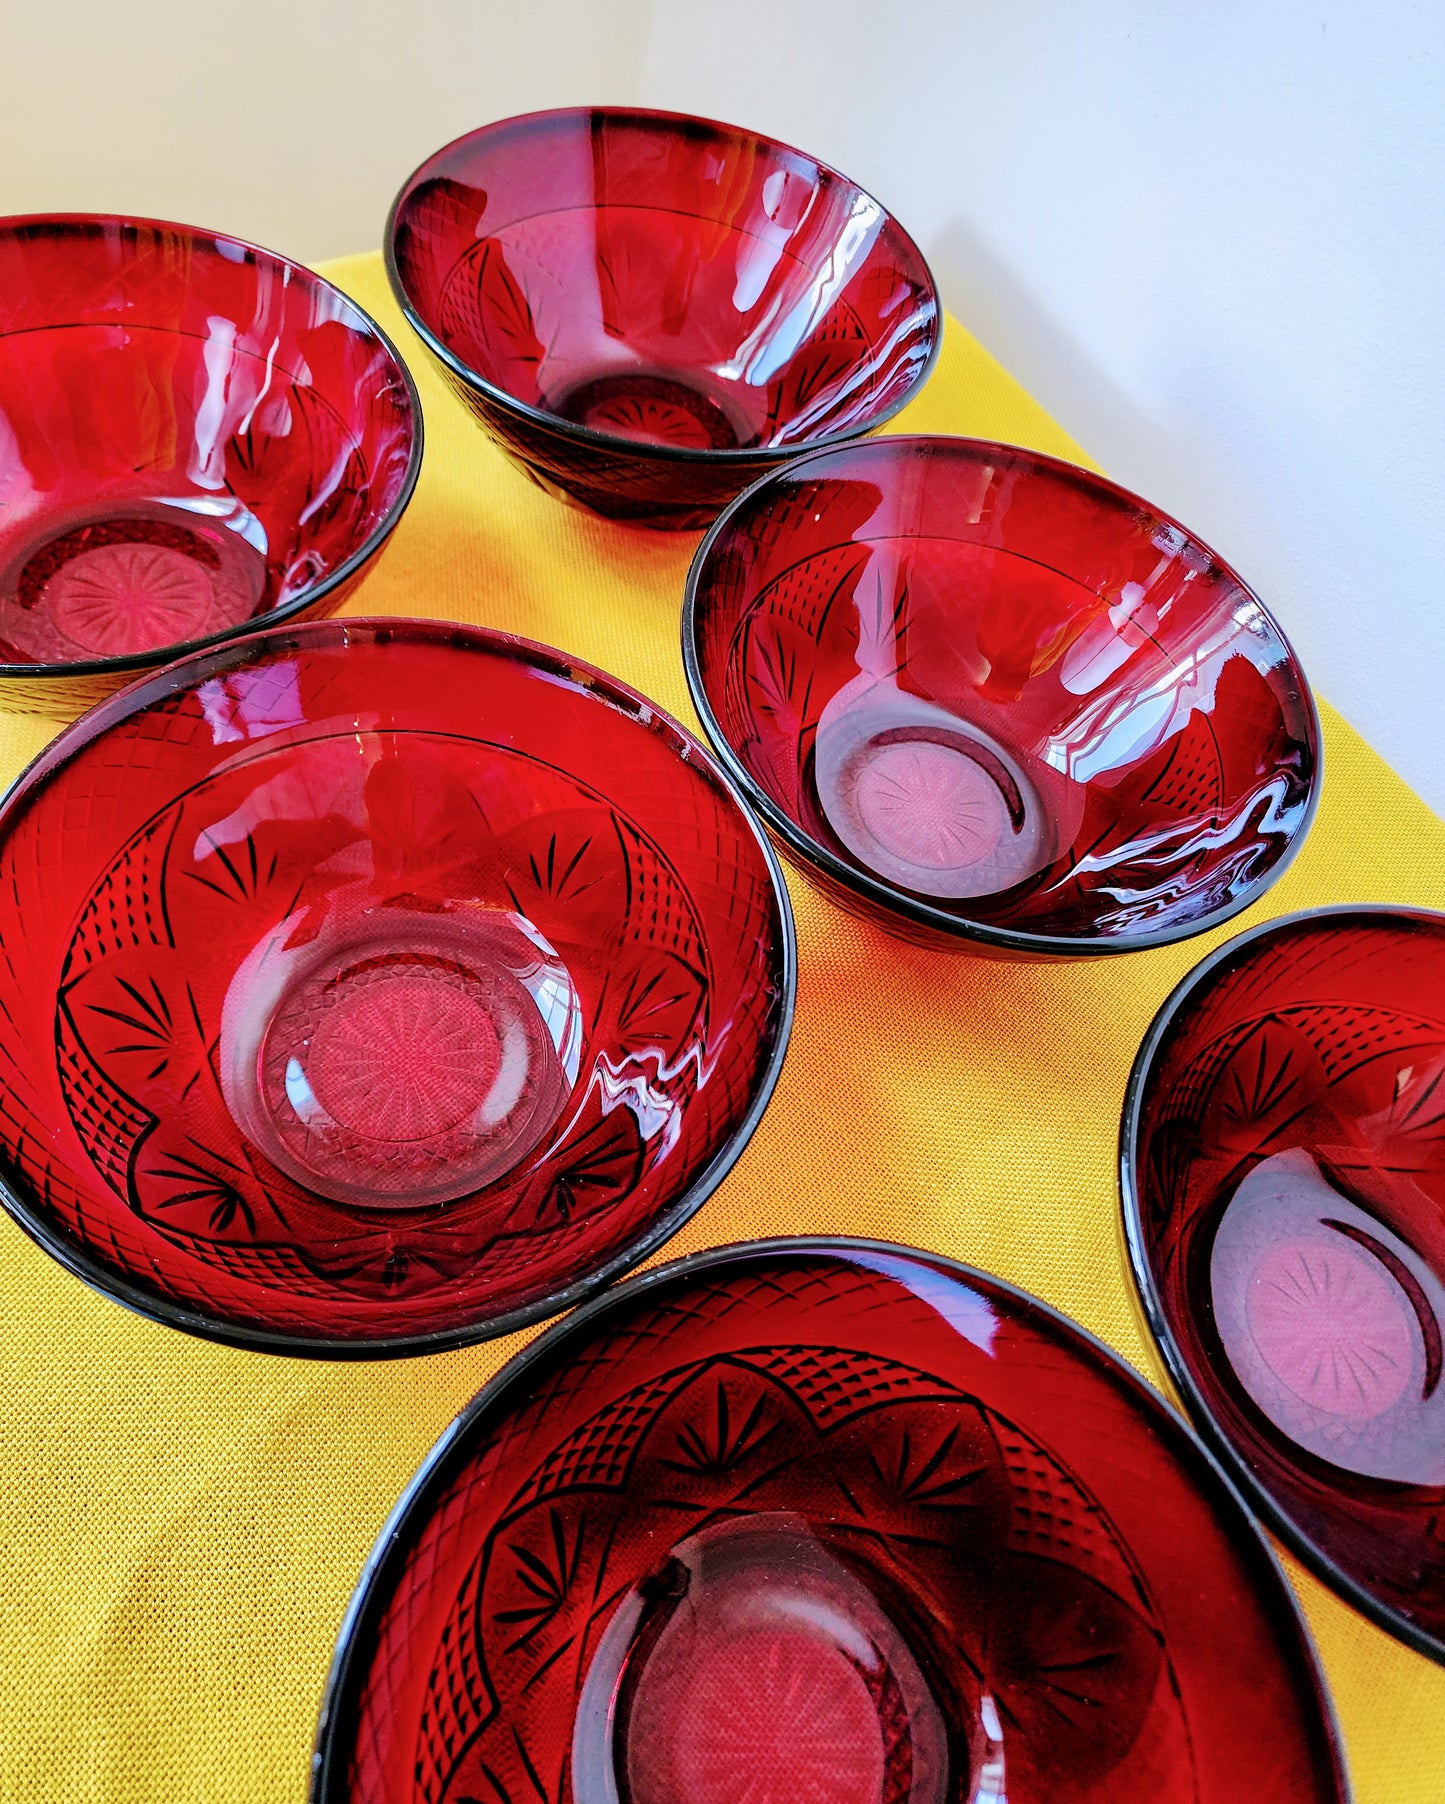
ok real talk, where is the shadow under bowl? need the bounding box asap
[1122,904,1445,1662]
[0,214,422,718]
[683,434,1321,955]
[385,106,940,530]
[0,619,794,1355]
[311,1239,1346,1804]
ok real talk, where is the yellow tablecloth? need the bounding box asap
[0,251,1441,1803]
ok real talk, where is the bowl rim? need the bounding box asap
[383,104,943,465]
[0,615,798,1359]
[1119,899,1445,1666]
[681,431,1325,956]
[307,1233,1351,1804]
[0,211,426,682]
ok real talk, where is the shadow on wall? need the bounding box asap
[928,215,1246,548]
[930,219,1136,467]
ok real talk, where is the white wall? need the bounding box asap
[2,1,1441,811]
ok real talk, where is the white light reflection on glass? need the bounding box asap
[198,660,306,746]
[190,315,241,491]
[849,1248,998,1359]
[1046,595,1283,785]
[720,194,884,388]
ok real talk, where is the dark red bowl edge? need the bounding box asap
[680,432,1326,957]
[381,104,944,467]
[0,615,798,1360]
[306,1234,1352,1804]
[0,210,426,683]
[1118,900,1445,1668]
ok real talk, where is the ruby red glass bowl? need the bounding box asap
[0,620,794,1355]
[1123,905,1445,1662]
[0,215,422,716]
[312,1239,1346,1804]
[385,107,940,530]
[684,435,1322,954]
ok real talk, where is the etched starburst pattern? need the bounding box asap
[46,542,218,657]
[307,969,504,1142]
[665,1628,886,1804]
[852,741,1007,872]
[1247,1237,1415,1421]
[580,391,725,450]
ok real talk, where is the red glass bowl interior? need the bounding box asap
[386,108,938,465]
[313,1242,1346,1804]
[684,436,1320,951]
[1124,907,1445,1661]
[0,216,420,672]
[0,620,792,1353]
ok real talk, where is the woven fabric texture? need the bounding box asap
[0,250,1440,1802]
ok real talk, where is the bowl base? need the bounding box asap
[546,369,750,452]
[0,497,269,664]
[575,1517,957,1804]
[221,906,579,1209]
[1209,1147,1445,1484]
[815,689,1053,901]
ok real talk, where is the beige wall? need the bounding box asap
[0,0,649,261]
